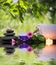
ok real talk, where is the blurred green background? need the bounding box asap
[0,0,56,65]
[0,0,56,36]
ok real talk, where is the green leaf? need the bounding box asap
[4,3,10,6]
[37,35,46,41]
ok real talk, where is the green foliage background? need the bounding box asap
[0,0,56,65]
[0,48,56,65]
[0,0,56,36]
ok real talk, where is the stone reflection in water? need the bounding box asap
[37,45,56,60]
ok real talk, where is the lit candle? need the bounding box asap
[46,38,53,46]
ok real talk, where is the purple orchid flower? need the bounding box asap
[27,46,33,52]
[19,43,29,48]
[27,31,33,38]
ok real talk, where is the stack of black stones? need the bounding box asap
[1,29,18,54]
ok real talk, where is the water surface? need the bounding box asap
[37,45,56,60]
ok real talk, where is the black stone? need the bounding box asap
[4,29,15,36]
[4,46,15,55]
[6,29,14,33]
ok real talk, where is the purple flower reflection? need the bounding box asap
[19,43,29,48]
[18,32,29,41]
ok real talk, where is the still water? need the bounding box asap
[37,45,56,60]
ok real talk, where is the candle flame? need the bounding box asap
[46,38,53,46]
